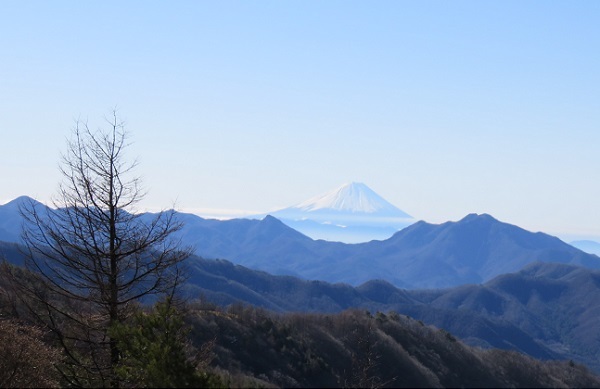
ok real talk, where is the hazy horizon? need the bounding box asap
[2,1,600,242]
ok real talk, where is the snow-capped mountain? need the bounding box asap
[293,182,411,215]
[253,182,415,243]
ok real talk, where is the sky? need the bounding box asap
[1,1,600,241]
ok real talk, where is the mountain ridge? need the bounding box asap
[2,196,599,289]
[4,247,598,387]
[182,256,600,372]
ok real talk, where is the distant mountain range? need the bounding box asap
[249,182,415,242]
[2,195,599,289]
[177,210,600,289]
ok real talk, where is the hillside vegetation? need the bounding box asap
[187,303,600,388]
[173,253,600,372]
[1,261,599,388]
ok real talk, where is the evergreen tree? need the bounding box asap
[111,298,222,388]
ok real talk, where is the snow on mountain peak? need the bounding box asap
[248,182,415,242]
[293,182,411,217]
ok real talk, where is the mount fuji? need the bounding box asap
[252,182,415,243]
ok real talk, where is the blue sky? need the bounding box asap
[2,1,600,240]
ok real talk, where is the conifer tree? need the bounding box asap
[110,298,221,388]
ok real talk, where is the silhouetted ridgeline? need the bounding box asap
[3,198,599,289]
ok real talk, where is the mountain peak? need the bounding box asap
[2,195,42,211]
[460,213,497,223]
[248,183,415,242]
[293,182,411,217]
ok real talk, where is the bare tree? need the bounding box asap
[16,112,189,387]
